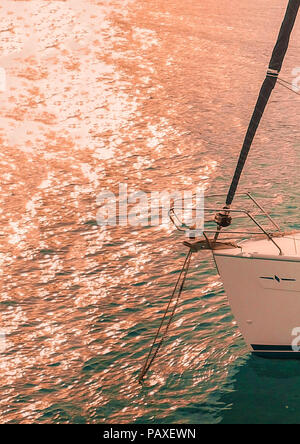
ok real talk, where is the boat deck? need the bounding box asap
[214,232,300,260]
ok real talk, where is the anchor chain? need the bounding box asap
[138,247,193,383]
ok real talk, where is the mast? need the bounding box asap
[216,0,300,230]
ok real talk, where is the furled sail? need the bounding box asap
[225,0,300,207]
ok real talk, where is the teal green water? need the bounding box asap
[1,0,300,424]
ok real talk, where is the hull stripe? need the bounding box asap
[251,345,300,359]
[251,344,295,351]
[252,351,300,359]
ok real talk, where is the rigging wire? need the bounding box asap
[198,78,300,151]
[277,77,300,96]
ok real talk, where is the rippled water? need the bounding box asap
[1,0,300,424]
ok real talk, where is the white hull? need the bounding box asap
[214,233,300,358]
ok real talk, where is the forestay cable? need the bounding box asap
[225,0,300,208]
